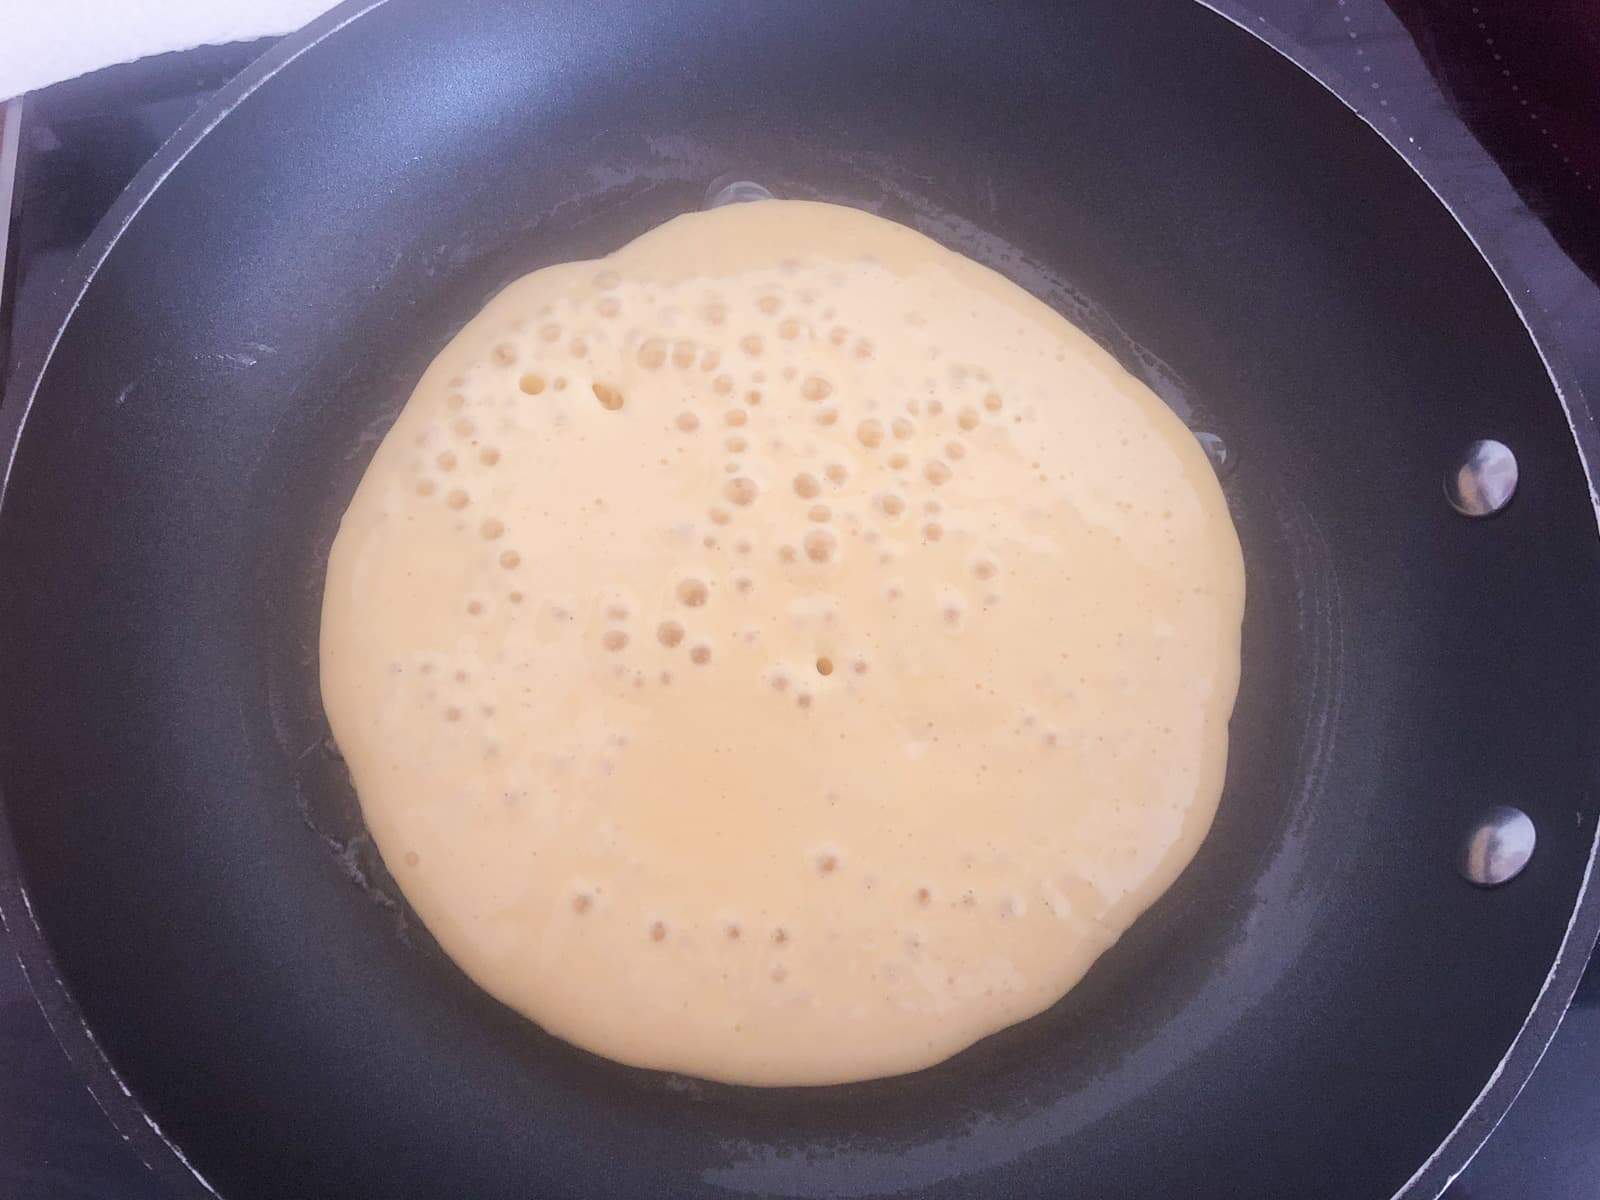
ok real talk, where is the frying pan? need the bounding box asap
[2,2,1598,1197]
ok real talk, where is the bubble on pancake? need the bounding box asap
[801,376,833,402]
[802,530,837,564]
[724,477,759,506]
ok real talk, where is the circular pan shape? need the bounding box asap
[0,2,1597,1198]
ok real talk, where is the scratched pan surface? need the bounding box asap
[1,2,1599,1198]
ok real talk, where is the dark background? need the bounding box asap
[2,1,1596,1196]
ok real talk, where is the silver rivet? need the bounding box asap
[1194,431,1235,479]
[1459,805,1536,886]
[704,178,775,209]
[1446,439,1517,517]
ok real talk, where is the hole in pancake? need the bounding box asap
[724,477,759,506]
[803,530,837,563]
[801,376,833,402]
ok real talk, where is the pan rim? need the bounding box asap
[1184,13,1600,1198]
[0,1,1596,1197]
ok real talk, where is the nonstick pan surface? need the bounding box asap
[2,2,1598,1198]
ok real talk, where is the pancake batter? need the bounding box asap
[320,199,1245,1085]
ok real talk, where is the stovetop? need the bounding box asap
[1,3,1597,1197]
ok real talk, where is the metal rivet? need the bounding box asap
[704,178,775,209]
[1194,431,1235,479]
[1459,805,1536,886]
[1446,439,1517,517]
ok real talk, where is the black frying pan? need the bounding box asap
[2,2,1598,1198]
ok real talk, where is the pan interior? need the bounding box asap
[1,2,1597,1198]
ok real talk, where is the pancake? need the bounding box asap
[320,199,1245,1085]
